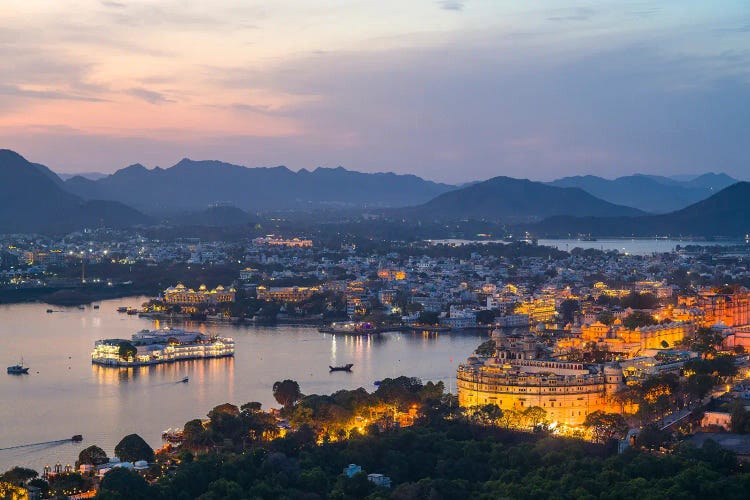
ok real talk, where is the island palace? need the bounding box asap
[91,328,234,366]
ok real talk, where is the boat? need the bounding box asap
[71,435,83,442]
[7,359,30,375]
[126,308,138,315]
[93,305,100,310]
[78,305,85,310]
[178,376,189,383]
[46,309,54,313]
[117,307,128,313]
[329,363,354,372]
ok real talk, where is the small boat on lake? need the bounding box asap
[71,435,83,442]
[329,363,354,372]
[46,309,54,313]
[178,376,189,383]
[7,359,30,375]
[117,306,128,313]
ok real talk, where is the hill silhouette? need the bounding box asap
[548,173,737,213]
[64,159,454,213]
[404,176,644,222]
[532,182,750,237]
[0,150,150,233]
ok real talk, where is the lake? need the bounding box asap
[0,297,486,472]
[428,238,745,255]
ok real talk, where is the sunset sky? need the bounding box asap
[1,0,748,182]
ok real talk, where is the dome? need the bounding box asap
[199,284,207,291]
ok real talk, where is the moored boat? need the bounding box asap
[329,363,354,372]
[7,359,30,375]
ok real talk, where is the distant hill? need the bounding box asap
[0,150,151,234]
[548,173,738,213]
[58,171,108,181]
[63,159,455,214]
[163,205,255,227]
[532,182,750,237]
[404,176,644,222]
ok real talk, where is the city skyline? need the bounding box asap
[1,1,749,182]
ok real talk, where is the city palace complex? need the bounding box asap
[3,228,750,431]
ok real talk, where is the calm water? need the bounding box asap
[429,238,744,255]
[0,297,485,472]
[537,238,745,255]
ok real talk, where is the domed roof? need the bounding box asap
[199,284,207,291]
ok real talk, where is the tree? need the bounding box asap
[77,445,108,467]
[273,380,302,408]
[523,406,548,429]
[635,423,671,450]
[0,467,37,485]
[114,434,154,463]
[0,482,26,500]
[474,404,503,426]
[417,311,440,325]
[622,311,657,330]
[558,299,580,325]
[684,374,715,401]
[182,419,212,448]
[583,411,628,443]
[97,468,150,500]
[475,340,495,357]
[475,310,496,325]
[117,341,137,361]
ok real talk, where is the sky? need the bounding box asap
[0,0,748,183]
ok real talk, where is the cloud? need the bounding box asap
[0,84,107,102]
[438,1,464,11]
[126,88,174,104]
[547,7,596,22]
[100,0,126,8]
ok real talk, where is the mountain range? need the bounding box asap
[532,181,750,237]
[63,159,454,214]
[547,173,737,213]
[403,176,645,222]
[0,150,150,234]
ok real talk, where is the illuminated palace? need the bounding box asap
[91,328,234,367]
[678,287,750,327]
[570,320,695,353]
[457,332,624,426]
[163,283,236,306]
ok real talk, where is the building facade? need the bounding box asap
[457,332,623,426]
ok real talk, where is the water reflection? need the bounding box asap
[0,298,485,472]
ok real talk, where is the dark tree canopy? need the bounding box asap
[114,434,154,463]
[97,467,150,500]
[78,445,108,466]
[117,341,137,360]
[273,379,302,408]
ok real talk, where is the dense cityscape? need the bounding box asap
[3,1,750,499]
[3,226,750,498]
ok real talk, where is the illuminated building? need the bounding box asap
[515,296,556,323]
[256,285,319,303]
[576,320,693,351]
[620,322,695,350]
[91,328,234,366]
[163,283,236,305]
[687,288,750,327]
[457,332,624,426]
[253,236,313,248]
[377,269,406,281]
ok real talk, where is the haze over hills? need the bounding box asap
[403,176,645,222]
[532,182,750,238]
[0,150,151,234]
[548,173,738,213]
[63,159,455,214]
